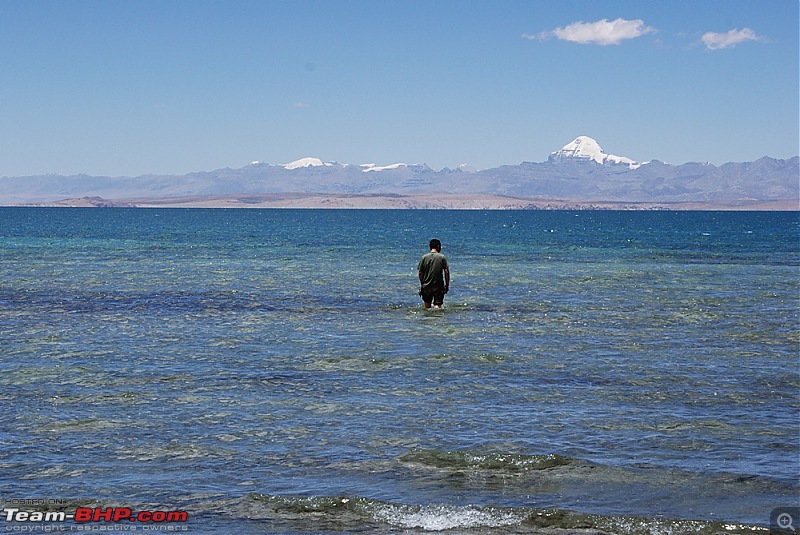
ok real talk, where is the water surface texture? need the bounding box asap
[1,208,798,533]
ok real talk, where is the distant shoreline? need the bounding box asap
[12,193,800,211]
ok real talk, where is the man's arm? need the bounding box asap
[444,267,450,291]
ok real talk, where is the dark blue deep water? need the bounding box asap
[1,208,798,533]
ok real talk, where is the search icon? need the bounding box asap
[778,513,795,532]
[773,508,800,534]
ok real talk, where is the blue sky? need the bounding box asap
[0,0,797,177]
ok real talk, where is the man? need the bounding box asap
[417,239,450,309]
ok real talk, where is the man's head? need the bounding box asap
[429,239,441,252]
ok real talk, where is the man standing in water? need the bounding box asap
[418,239,450,309]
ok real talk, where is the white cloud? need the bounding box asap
[701,28,759,50]
[522,32,549,41]
[527,18,655,46]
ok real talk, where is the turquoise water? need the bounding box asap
[1,208,798,533]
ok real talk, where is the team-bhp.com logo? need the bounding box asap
[3,502,189,532]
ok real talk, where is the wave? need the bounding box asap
[214,448,785,532]
[234,493,768,534]
[0,493,772,534]
[398,448,574,471]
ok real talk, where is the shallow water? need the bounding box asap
[0,208,798,533]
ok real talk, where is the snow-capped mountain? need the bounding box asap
[360,163,407,173]
[283,157,333,170]
[1,136,796,205]
[549,136,642,169]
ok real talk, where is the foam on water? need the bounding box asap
[369,503,526,530]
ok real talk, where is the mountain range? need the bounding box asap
[1,136,797,208]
